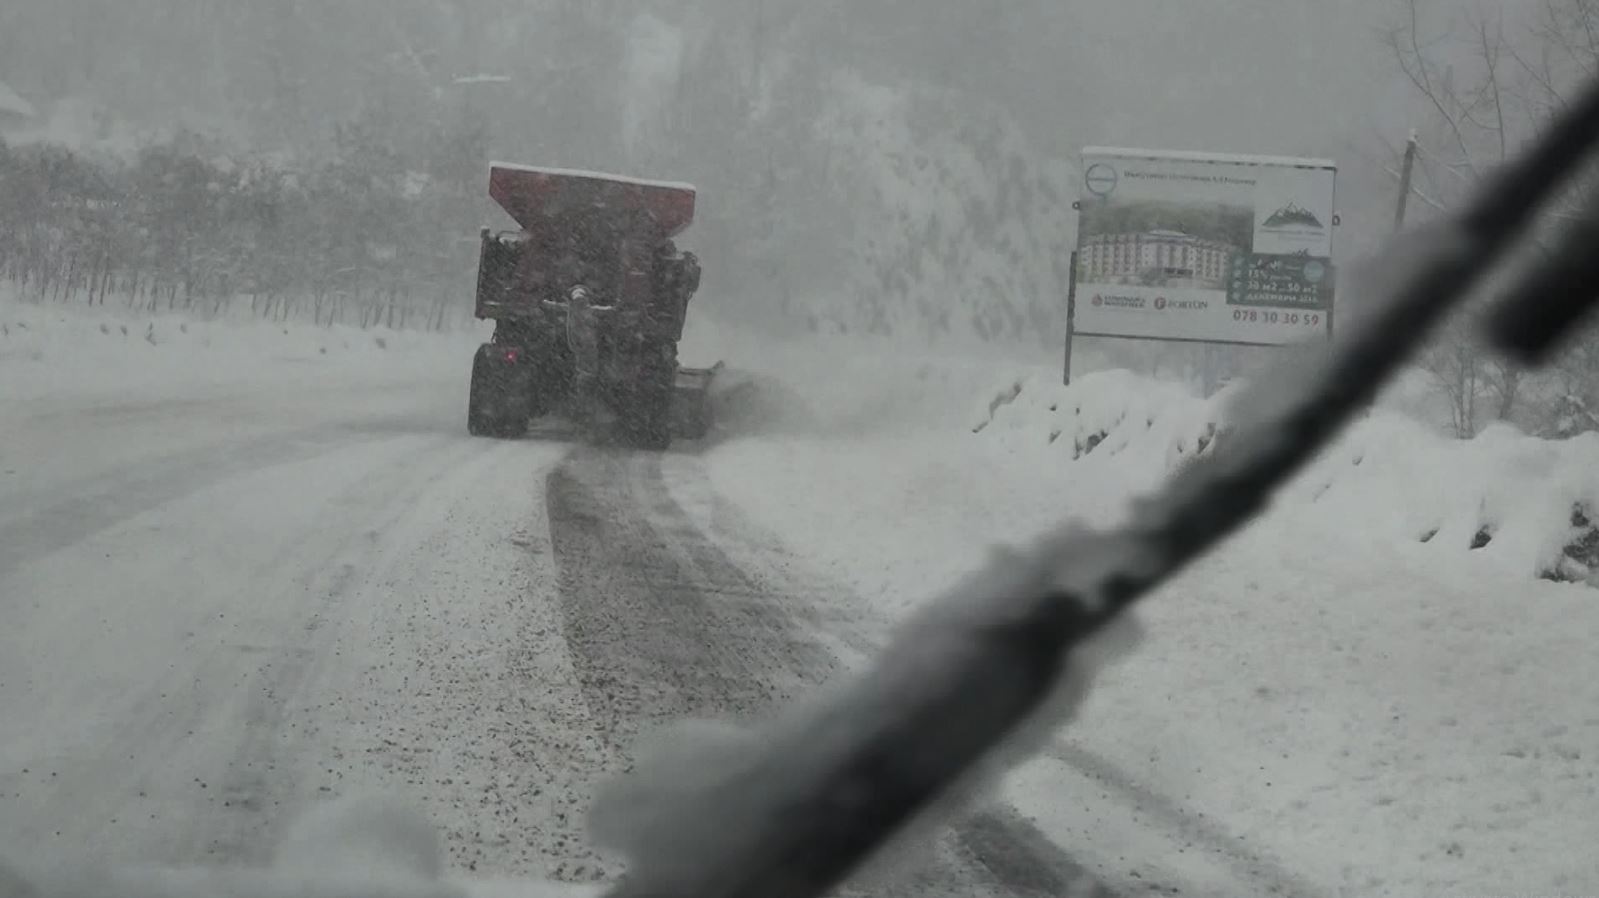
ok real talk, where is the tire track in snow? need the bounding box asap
[660,454,1116,897]
[659,454,1323,898]
[546,448,841,753]
[545,448,1112,897]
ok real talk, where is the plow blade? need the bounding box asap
[670,360,724,439]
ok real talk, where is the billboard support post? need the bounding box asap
[1394,131,1418,233]
[1064,251,1078,386]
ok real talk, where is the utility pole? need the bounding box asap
[1394,130,1419,232]
[1063,251,1077,386]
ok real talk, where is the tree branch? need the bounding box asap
[1478,11,1510,163]
[1385,0,1481,176]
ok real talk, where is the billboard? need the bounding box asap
[1072,147,1337,347]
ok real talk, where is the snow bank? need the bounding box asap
[704,346,1599,628]
[971,369,1599,586]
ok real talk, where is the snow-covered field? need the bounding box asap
[3,293,1598,897]
[0,291,488,405]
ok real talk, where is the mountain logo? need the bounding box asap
[1262,202,1324,230]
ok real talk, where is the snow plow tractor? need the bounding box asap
[467,163,719,449]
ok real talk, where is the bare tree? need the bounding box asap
[1380,0,1564,435]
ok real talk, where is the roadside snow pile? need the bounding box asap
[973,369,1599,586]
[973,368,1227,481]
[0,295,487,403]
[1288,416,1599,584]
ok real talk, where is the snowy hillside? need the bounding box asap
[806,73,1076,345]
[636,11,1080,347]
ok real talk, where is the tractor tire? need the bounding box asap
[620,341,676,451]
[497,397,531,439]
[468,348,530,439]
[468,351,497,437]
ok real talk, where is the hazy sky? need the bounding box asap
[0,0,1510,266]
[1049,0,1410,153]
[0,0,1436,149]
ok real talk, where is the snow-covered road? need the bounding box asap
[0,375,597,876]
[6,301,1597,898]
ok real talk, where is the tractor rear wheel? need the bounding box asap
[468,351,497,436]
[468,347,530,438]
[620,341,676,451]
